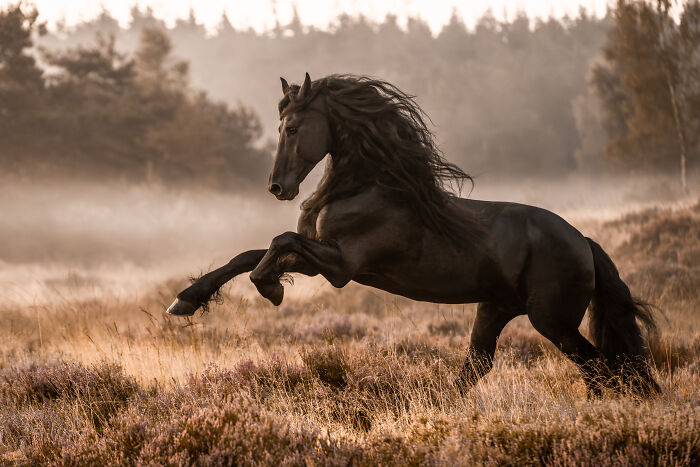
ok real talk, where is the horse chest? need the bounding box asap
[296,208,320,239]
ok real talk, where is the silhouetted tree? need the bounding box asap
[0,4,45,164]
[592,0,699,184]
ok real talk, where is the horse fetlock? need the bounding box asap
[455,366,484,395]
[248,268,268,285]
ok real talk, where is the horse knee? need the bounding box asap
[270,231,296,252]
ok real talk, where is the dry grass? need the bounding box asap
[0,201,699,465]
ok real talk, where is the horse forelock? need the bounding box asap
[277,74,480,244]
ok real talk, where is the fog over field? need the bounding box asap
[2,172,695,307]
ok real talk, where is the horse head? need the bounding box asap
[269,73,331,200]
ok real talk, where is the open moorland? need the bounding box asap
[0,189,698,465]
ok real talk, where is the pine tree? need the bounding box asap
[0,5,44,125]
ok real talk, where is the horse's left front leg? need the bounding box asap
[249,231,354,305]
[167,249,267,316]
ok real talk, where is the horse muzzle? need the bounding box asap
[268,182,298,200]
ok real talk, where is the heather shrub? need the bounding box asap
[301,315,369,342]
[0,360,139,462]
[30,392,357,465]
[0,404,88,462]
[4,358,699,465]
[609,205,700,303]
[0,360,137,424]
[320,388,374,432]
[624,261,700,302]
[616,214,700,268]
[190,360,311,398]
[129,395,343,465]
[344,346,459,418]
[301,345,348,390]
[435,404,700,466]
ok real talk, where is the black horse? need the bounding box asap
[167,74,659,396]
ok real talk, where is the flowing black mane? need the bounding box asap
[278,74,476,242]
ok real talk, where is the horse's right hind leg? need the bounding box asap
[528,294,612,397]
[536,326,609,397]
[457,302,520,392]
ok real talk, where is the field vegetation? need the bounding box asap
[1,200,698,464]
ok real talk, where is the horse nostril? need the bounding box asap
[269,183,282,196]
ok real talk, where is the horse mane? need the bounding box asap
[279,74,480,244]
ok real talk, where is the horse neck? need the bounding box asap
[304,149,373,213]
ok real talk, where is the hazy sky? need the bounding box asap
[6,1,611,34]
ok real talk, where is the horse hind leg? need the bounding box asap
[457,302,520,393]
[527,292,613,397]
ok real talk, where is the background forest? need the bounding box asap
[1,1,698,191]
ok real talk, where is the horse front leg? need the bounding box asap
[249,231,352,306]
[167,249,267,316]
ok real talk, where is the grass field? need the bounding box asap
[1,194,698,465]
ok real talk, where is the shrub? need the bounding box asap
[301,346,348,390]
[0,359,137,426]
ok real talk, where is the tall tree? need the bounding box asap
[656,0,689,189]
[0,5,44,135]
[592,0,699,186]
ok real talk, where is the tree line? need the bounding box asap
[0,5,270,189]
[1,2,698,190]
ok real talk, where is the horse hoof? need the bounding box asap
[166,298,198,316]
[258,282,284,306]
[267,283,284,306]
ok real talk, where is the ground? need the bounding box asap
[0,195,698,465]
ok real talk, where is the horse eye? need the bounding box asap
[287,126,297,135]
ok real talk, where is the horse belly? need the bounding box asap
[354,250,495,304]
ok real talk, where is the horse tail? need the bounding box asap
[585,237,660,395]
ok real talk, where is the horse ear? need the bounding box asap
[297,72,311,99]
[280,77,289,95]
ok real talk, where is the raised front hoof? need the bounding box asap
[166,298,199,316]
[256,281,284,306]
